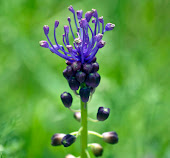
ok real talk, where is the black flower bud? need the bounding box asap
[65,60,72,65]
[61,134,76,147]
[65,154,76,158]
[51,133,66,146]
[68,77,80,90]
[67,65,74,76]
[60,92,73,108]
[71,61,81,71]
[76,71,86,83]
[79,87,91,102]
[92,62,99,72]
[63,69,70,80]
[83,63,93,74]
[102,131,118,144]
[97,107,110,121]
[91,56,97,62]
[74,112,81,122]
[90,143,103,157]
[86,73,101,88]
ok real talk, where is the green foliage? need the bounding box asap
[0,0,169,157]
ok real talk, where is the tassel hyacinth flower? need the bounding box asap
[40,5,118,158]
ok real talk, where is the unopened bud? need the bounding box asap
[102,131,118,144]
[64,25,69,34]
[92,62,99,72]
[60,92,73,108]
[95,33,103,42]
[79,18,88,28]
[79,87,91,102]
[76,10,83,20]
[92,18,96,23]
[69,77,80,90]
[66,45,73,52]
[67,17,71,22]
[39,40,49,48]
[97,107,110,121]
[91,56,97,62]
[71,61,81,71]
[54,20,59,28]
[76,71,86,83]
[83,63,93,74]
[92,9,98,18]
[99,16,104,23]
[43,25,49,35]
[85,11,93,22]
[90,143,103,157]
[105,23,115,31]
[51,133,66,146]
[97,40,106,48]
[61,134,76,147]
[65,60,72,65]
[66,65,74,76]
[74,112,81,122]
[86,73,100,88]
[68,5,75,13]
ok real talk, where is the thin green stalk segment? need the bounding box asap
[80,100,88,158]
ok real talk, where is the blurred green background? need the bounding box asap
[0,0,169,157]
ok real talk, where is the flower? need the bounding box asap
[40,5,115,64]
[97,107,110,121]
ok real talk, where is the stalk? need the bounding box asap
[80,100,88,158]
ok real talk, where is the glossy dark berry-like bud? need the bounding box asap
[71,61,81,71]
[76,71,86,83]
[97,107,110,121]
[79,87,91,102]
[74,112,81,122]
[61,134,76,147]
[102,131,118,144]
[51,133,66,146]
[65,154,76,158]
[86,73,100,88]
[83,63,93,74]
[90,143,103,157]
[60,92,73,108]
[91,56,97,62]
[92,62,99,72]
[69,77,80,90]
[67,65,74,76]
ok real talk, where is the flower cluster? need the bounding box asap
[40,5,118,158]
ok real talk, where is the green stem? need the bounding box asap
[80,100,88,158]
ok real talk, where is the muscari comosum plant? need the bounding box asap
[40,5,118,158]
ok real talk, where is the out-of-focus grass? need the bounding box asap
[0,0,169,157]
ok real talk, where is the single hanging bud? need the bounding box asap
[97,107,110,121]
[43,25,49,35]
[69,77,80,90]
[97,40,106,48]
[61,134,76,147]
[39,40,49,48]
[71,61,81,71]
[60,92,73,108]
[92,62,99,72]
[76,71,86,83]
[74,112,81,122]
[51,133,66,146]
[79,87,91,102]
[65,154,76,158]
[63,69,70,80]
[83,63,93,74]
[90,143,103,157]
[102,131,119,144]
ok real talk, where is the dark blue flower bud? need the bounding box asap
[43,25,49,35]
[83,63,93,74]
[69,77,80,90]
[60,92,73,108]
[92,62,99,72]
[102,131,118,144]
[90,143,103,157]
[54,20,59,28]
[51,133,66,146]
[71,61,81,71]
[99,16,104,23]
[64,25,69,34]
[95,33,103,42]
[105,23,115,31]
[97,107,110,121]
[91,56,97,62]
[67,17,71,22]
[63,68,70,80]
[97,40,106,48]
[91,9,98,18]
[74,112,81,122]
[86,73,100,88]
[67,65,74,76]
[76,10,83,20]
[92,18,96,23]
[39,40,49,48]
[65,154,76,158]
[61,134,76,147]
[85,11,93,22]
[65,60,72,65]
[79,18,88,28]
[79,87,91,102]
[76,71,86,83]
[68,5,75,13]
